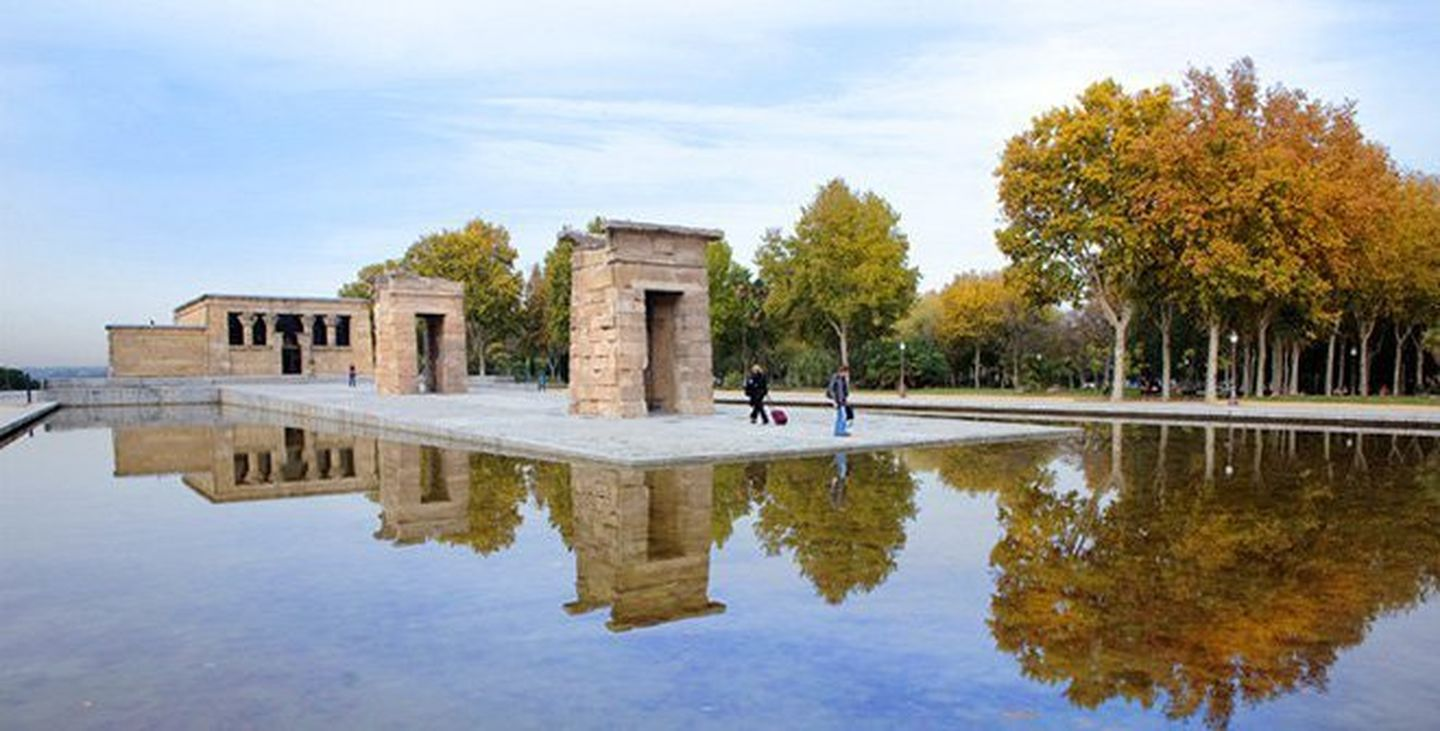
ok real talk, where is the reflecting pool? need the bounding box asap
[2,411,1438,729]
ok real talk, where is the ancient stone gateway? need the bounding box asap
[564,221,720,417]
[373,273,468,395]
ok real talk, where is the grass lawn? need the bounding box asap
[761,386,1440,407]
[1264,394,1440,407]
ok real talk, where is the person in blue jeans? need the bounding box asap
[825,365,851,437]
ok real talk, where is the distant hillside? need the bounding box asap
[17,366,107,381]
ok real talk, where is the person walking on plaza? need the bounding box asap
[743,364,770,425]
[826,365,851,437]
[347,364,357,388]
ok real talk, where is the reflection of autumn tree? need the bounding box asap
[989,427,1440,729]
[710,463,756,548]
[528,461,575,548]
[438,454,530,555]
[754,452,918,604]
[911,440,1063,496]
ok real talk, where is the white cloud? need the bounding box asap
[3,0,1436,364]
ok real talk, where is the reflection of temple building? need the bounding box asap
[112,424,378,502]
[565,464,725,631]
[372,444,472,544]
[112,422,728,632]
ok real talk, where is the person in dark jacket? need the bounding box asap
[743,364,770,425]
[825,365,851,437]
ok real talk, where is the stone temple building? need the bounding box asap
[563,220,721,417]
[107,294,372,378]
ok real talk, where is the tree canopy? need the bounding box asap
[758,178,919,367]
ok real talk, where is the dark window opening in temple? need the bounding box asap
[256,452,273,483]
[338,447,356,478]
[277,315,302,374]
[646,471,686,560]
[233,453,250,484]
[316,448,332,479]
[281,427,307,481]
[420,447,448,503]
[313,315,328,346]
[251,316,267,346]
[335,315,351,347]
[227,313,244,346]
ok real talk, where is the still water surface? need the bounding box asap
[1,411,1438,729]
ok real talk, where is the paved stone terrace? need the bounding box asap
[219,383,1072,467]
[718,390,1440,431]
[0,402,60,448]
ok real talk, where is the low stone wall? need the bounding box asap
[41,375,351,406]
[107,325,209,377]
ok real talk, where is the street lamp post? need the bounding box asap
[1228,331,1239,406]
[898,341,908,399]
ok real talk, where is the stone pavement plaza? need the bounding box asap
[219,382,1071,467]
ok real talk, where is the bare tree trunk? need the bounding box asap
[1108,422,1125,493]
[1289,341,1302,395]
[1268,333,1282,397]
[1205,319,1220,403]
[1012,344,1021,392]
[1160,306,1173,401]
[1393,322,1411,396]
[972,344,981,389]
[1108,302,1132,402]
[1338,338,1348,393]
[1417,326,1427,393]
[1325,325,1337,396]
[830,320,850,369]
[1240,339,1252,396]
[1256,313,1272,397]
[1359,319,1376,397]
[1204,425,1216,483]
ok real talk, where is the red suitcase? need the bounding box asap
[770,408,788,426]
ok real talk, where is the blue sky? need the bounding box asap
[2,0,1437,366]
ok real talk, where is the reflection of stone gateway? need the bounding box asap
[566,464,725,631]
[563,221,720,417]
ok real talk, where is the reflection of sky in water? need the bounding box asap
[1,422,1438,729]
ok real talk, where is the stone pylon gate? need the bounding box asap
[563,220,720,417]
[373,273,468,395]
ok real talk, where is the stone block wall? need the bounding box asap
[566,221,719,417]
[373,273,467,395]
[107,326,209,377]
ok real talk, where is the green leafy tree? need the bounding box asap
[0,366,40,391]
[707,240,758,379]
[936,271,1019,388]
[338,259,402,300]
[339,218,522,375]
[402,218,523,375]
[758,179,919,367]
[540,239,574,381]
